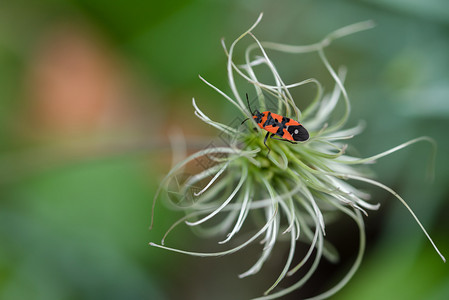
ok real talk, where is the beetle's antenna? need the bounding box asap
[246,93,254,115]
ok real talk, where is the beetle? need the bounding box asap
[242,94,309,155]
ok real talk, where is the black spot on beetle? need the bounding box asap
[287,125,309,141]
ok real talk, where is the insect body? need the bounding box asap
[243,94,309,155]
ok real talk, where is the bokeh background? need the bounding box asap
[0,0,448,299]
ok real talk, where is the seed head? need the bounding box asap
[150,13,445,299]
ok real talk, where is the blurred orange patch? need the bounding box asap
[24,22,136,137]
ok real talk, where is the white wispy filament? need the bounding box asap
[150,13,445,300]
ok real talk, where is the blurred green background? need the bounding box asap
[0,0,448,299]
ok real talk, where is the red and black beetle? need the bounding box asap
[242,94,309,155]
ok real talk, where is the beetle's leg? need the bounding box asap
[242,118,258,133]
[263,132,271,156]
[270,135,298,144]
